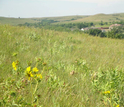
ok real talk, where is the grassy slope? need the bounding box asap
[0,17,41,25]
[1,24,124,71]
[0,24,124,106]
[44,15,88,22]
[0,16,87,25]
[49,13,124,25]
[65,13,124,23]
[1,13,124,25]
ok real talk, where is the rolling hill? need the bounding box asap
[0,13,124,25]
[72,13,124,23]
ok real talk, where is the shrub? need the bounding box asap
[107,26,124,39]
[85,29,106,37]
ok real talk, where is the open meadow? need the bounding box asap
[0,24,124,107]
[1,13,124,26]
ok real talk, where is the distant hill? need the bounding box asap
[0,17,42,25]
[0,16,87,25]
[71,13,124,23]
[0,13,124,25]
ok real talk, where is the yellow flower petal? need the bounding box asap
[104,91,110,94]
[14,67,17,71]
[36,74,42,79]
[33,67,39,72]
[12,61,17,71]
[116,104,119,107]
[26,66,31,72]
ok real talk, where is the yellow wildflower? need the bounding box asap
[26,66,31,72]
[12,61,17,71]
[25,71,33,80]
[104,91,110,94]
[36,74,42,79]
[116,104,119,107]
[25,66,33,80]
[33,67,39,73]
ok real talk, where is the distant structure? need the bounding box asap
[81,27,109,32]
[97,27,109,32]
[81,28,84,31]
[81,27,90,31]
[109,24,122,29]
[81,24,123,32]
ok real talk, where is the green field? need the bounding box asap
[71,13,124,23]
[1,13,124,25]
[0,17,41,25]
[0,16,86,26]
[0,24,124,106]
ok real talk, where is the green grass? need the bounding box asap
[71,13,124,23]
[0,17,41,25]
[0,24,124,106]
[0,16,87,26]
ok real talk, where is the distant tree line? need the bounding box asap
[18,19,94,32]
[85,29,106,37]
[99,20,124,26]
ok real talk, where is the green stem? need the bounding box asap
[42,66,45,74]
[30,81,33,105]
[33,79,38,95]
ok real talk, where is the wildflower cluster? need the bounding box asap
[25,66,42,81]
[12,61,19,71]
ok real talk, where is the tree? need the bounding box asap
[107,26,124,39]
[85,29,106,37]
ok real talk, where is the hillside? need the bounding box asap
[0,15,87,25]
[0,13,124,25]
[0,17,41,25]
[72,13,124,23]
[0,24,124,106]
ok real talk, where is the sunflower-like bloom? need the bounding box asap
[25,66,33,80]
[33,67,39,73]
[25,71,34,80]
[26,66,31,72]
[12,61,17,71]
[27,71,33,78]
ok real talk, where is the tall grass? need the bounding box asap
[0,24,124,106]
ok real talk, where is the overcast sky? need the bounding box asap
[0,0,124,18]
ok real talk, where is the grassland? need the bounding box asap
[1,13,124,26]
[71,13,124,23]
[0,17,41,25]
[0,24,124,106]
[0,15,86,26]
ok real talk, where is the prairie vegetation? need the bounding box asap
[1,13,124,25]
[0,17,41,25]
[0,24,124,106]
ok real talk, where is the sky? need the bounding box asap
[0,0,124,18]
